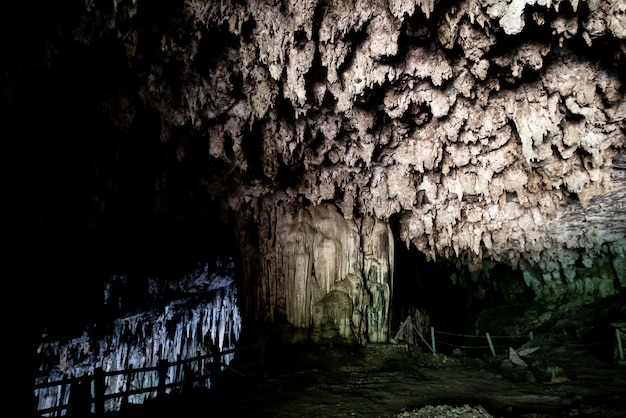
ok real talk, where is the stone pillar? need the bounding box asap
[239,198,394,344]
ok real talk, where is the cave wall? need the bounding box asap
[6,0,625,345]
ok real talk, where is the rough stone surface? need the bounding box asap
[7,0,626,344]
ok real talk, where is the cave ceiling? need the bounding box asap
[7,0,626,330]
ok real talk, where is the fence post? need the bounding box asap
[93,367,105,415]
[123,364,133,407]
[485,332,496,357]
[59,374,69,415]
[212,350,221,375]
[430,327,436,354]
[616,328,624,362]
[157,360,168,398]
[68,374,92,416]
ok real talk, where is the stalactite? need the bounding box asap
[18,0,626,351]
[34,263,241,415]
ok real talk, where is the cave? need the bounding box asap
[6,0,625,417]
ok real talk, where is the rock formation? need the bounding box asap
[34,261,242,414]
[7,0,625,346]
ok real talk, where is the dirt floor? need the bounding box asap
[111,333,626,418]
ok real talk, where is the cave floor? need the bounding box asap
[113,336,626,418]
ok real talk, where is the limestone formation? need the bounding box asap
[9,0,626,344]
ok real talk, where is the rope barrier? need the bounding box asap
[393,316,619,355]
[432,330,608,346]
[434,341,526,350]
[432,336,613,351]
[435,340,491,349]
[433,330,525,339]
[433,330,483,338]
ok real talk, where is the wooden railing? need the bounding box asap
[34,343,262,417]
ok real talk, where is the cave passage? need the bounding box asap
[391,228,535,356]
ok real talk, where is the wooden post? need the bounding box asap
[157,360,168,398]
[59,374,69,415]
[430,327,436,354]
[410,322,437,357]
[391,316,410,344]
[123,365,133,407]
[176,354,182,388]
[486,332,496,357]
[68,374,92,416]
[616,328,624,361]
[93,367,105,415]
[213,350,221,375]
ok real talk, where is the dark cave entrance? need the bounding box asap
[389,225,533,355]
[391,240,473,334]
